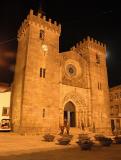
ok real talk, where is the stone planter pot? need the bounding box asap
[58,137,71,145]
[100,138,112,147]
[114,136,121,144]
[79,140,93,150]
[94,134,105,141]
[43,134,55,142]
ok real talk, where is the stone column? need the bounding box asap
[67,111,70,125]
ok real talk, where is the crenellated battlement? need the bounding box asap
[70,36,106,53]
[18,9,61,38]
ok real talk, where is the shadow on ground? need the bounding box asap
[0,145,121,160]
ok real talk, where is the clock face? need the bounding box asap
[42,44,48,52]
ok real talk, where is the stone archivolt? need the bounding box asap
[63,92,88,111]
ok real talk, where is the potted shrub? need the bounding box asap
[58,136,71,145]
[77,134,93,150]
[77,134,90,144]
[78,134,89,140]
[100,137,112,146]
[43,134,55,142]
[114,136,121,144]
[63,134,73,140]
[80,140,93,150]
[94,134,105,141]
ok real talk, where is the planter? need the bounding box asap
[94,134,105,141]
[43,134,55,142]
[79,140,93,150]
[114,136,121,144]
[78,134,89,140]
[77,134,90,145]
[63,134,73,140]
[58,137,71,145]
[100,137,112,146]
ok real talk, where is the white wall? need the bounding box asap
[0,91,11,121]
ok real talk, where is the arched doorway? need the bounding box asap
[64,101,76,127]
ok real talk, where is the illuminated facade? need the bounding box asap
[110,85,121,134]
[11,10,111,135]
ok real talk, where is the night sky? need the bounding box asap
[0,1,121,87]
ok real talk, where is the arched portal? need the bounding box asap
[64,101,76,127]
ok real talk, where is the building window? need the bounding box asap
[119,106,121,114]
[111,119,115,131]
[43,109,45,118]
[116,119,120,129]
[40,68,42,77]
[98,82,102,90]
[40,30,45,40]
[115,93,119,99]
[120,92,121,98]
[43,69,46,78]
[98,82,100,90]
[110,94,113,101]
[2,107,9,116]
[40,68,46,78]
[96,54,100,64]
[110,106,114,115]
[114,105,119,116]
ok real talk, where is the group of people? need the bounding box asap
[59,119,70,135]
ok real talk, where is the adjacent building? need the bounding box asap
[110,85,121,134]
[0,83,11,124]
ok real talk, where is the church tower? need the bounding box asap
[78,37,111,134]
[11,10,61,134]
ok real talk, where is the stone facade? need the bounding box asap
[11,10,111,135]
[109,85,121,134]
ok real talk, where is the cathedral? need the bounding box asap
[10,9,111,135]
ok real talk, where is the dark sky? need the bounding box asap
[0,0,121,87]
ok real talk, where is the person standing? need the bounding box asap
[64,118,67,128]
[59,124,64,135]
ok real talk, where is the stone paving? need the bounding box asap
[0,133,121,160]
